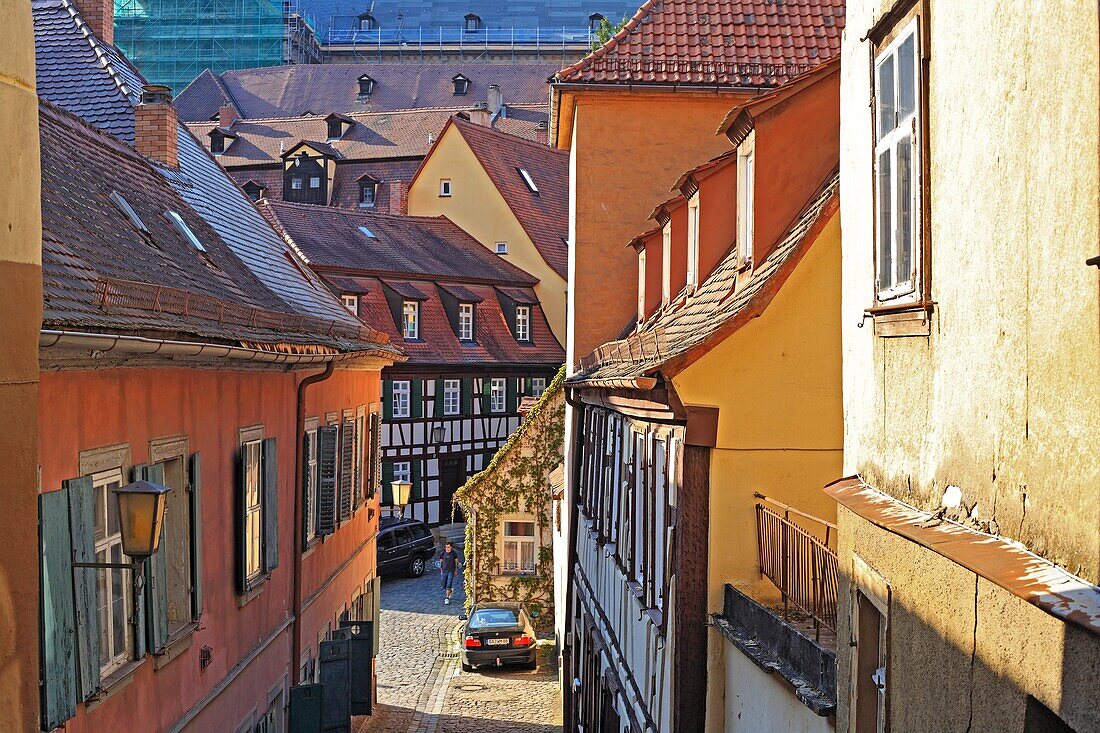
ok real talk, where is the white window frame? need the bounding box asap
[661,222,672,306]
[359,180,376,207]
[737,131,756,267]
[490,378,507,413]
[342,295,358,315]
[309,176,321,189]
[458,303,474,341]
[873,18,921,303]
[92,467,133,679]
[242,439,264,584]
[392,380,411,418]
[443,379,461,416]
[530,377,547,398]
[515,306,530,341]
[495,241,508,254]
[304,427,318,543]
[686,194,700,288]
[637,246,647,323]
[392,461,411,485]
[291,177,303,190]
[518,168,539,193]
[165,211,208,252]
[439,179,452,197]
[402,300,419,340]
[501,520,537,575]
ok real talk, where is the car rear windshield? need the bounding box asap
[470,609,519,628]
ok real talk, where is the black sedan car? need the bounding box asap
[459,602,538,672]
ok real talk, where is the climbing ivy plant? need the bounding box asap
[454,366,566,630]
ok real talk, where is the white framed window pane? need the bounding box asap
[292,178,303,189]
[402,301,418,339]
[515,306,530,341]
[394,462,411,483]
[490,378,506,412]
[898,35,916,122]
[444,379,460,415]
[531,378,546,398]
[876,150,893,292]
[309,177,321,188]
[342,295,357,314]
[392,381,410,418]
[459,304,474,340]
[895,135,914,287]
[876,54,895,138]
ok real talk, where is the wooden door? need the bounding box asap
[439,458,465,523]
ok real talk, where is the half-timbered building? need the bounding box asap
[259,202,565,525]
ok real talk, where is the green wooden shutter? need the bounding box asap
[369,412,382,498]
[40,487,78,729]
[63,476,99,699]
[189,452,203,620]
[433,380,445,418]
[382,380,393,420]
[461,378,473,415]
[317,426,338,536]
[353,417,364,509]
[263,437,279,573]
[381,462,394,505]
[235,447,248,593]
[136,463,169,655]
[481,378,492,414]
[338,422,354,522]
[506,377,518,414]
[411,379,423,419]
[411,460,422,502]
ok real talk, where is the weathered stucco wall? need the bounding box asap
[840,0,1100,580]
[0,1,42,729]
[407,127,568,345]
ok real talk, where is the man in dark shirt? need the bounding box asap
[440,542,463,605]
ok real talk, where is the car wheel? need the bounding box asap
[409,555,426,577]
[524,657,537,671]
[461,662,474,672]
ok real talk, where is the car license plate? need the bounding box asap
[486,638,509,646]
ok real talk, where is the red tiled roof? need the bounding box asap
[448,117,569,279]
[383,280,431,300]
[556,0,845,87]
[438,283,484,302]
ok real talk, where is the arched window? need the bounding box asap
[357,12,376,31]
[464,13,481,32]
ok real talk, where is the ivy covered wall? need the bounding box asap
[454,366,565,630]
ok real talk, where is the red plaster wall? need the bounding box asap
[38,364,380,732]
[666,203,689,299]
[697,161,739,282]
[642,234,664,320]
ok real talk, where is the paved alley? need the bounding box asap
[355,544,562,733]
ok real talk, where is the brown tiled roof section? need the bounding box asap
[452,117,569,278]
[556,0,845,87]
[186,105,548,167]
[571,168,839,383]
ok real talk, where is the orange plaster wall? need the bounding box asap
[567,91,750,361]
[643,234,664,319]
[37,364,381,733]
[697,161,739,281]
[666,203,689,298]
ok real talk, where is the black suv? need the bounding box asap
[377,516,437,577]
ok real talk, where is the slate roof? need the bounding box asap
[176,63,559,122]
[39,101,392,354]
[556,0,845,87]
[229,158,423,211]
[446,117,569,278]
[32,0,375,332]
[186,106,547,167]
[258,201,539,285]
[570,169,839,384]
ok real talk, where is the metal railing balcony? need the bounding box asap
[754,492,839,641]
[322,26,596,47]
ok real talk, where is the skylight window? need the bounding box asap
[165,211,207,252]
[110,191,149,233]
[517,168,539,195]
[358,225,377,239]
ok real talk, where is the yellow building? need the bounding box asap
[408,116,569,345]
[0,1,42,729]
[835,1,1100,731]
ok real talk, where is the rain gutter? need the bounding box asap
[40,329,354,364]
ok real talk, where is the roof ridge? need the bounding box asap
[59,0,140,102]
[263,199,453,225]
[557,0,661,81]
[454,116,565,155]
[190,103,549,127]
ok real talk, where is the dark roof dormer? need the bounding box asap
[588,12,605,30]
[357,74,375,98]
[206,126,238,155]
[357,11,376,30]
[464,13,481,32]
[452,73,471,96]
[325,112,355,141]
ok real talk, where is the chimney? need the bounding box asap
[74,0,113,45]
[487,84,503,116]
[388,181,408,215]
[535,121,549,146]
[135,85,178,169]
[468,102,491,127]
[218,101,239,128]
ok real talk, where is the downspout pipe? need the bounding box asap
[292,360,335,681]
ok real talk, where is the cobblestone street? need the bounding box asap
[355,543,562,733]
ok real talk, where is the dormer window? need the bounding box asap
[402,300,419,339]
[515,306,530,341]
[358,176,379,208]
[242,181,264,201]
[589,12,605,31]
[327,119,342,140]
[342,294,359,315]
[452,74,470,96]
[736,131,756,267]
[458,303,474,341]
[358,12,376,30]
[357,74,375,96]
[517,168,539,194]
[210,131,225,154]
[686,195,700,288]
[464,13,481,32]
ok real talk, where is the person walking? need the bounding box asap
[439,541,463,605]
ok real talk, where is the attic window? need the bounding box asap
[589,12,605,30]
[464,13,481,32]
[517,168,539,194]
[209,131,225,154]
[164,211,208,252]
[242,181,265,201]
[358,12,376,30]
[452,74,470,96]
[358,74,375,96]
[495,242,508,254]
[358,177,379,208]
[326,118,343,140]
[358,225,377,239]
[110,191,149,233]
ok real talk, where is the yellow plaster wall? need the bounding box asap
[840,0,1100,581]
[0,1,42,729]
[407,126,568,345]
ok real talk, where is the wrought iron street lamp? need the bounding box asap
[431,425,445,444]
[390,479,412,519]
[72,480,171,593]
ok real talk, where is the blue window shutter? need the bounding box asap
[263,437,279,573]
[63,476,100,700]
[317,426,338,536]
[40,487,78,728]
[189,452,203,619]
[235,448,248,593]
[135,463,169,655]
